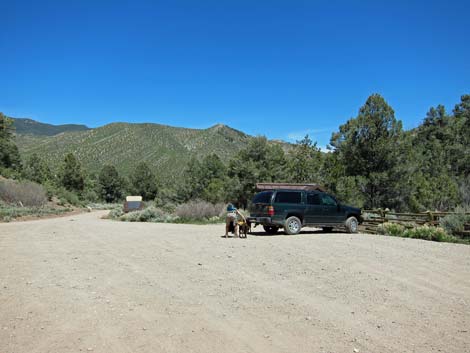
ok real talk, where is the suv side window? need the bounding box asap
[307,193,321,205]
[321,194,337,206]
[274,191,302,204]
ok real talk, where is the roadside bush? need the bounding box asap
[154,199,177,213]
[0,202,71,222]
[0,179,47,207]
[440,207,470,236]
[377,222,406,237]
[87,203,122,211]
[403,225,454,242]
[118,207,178,223]
[82,189,99,203]
[376,222,459,243]
[175,200,225,220]
[108,208,124,219]
[56,188,81,206]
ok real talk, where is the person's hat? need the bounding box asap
[227,203,236,211]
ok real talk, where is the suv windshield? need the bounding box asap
[252,191,273,204]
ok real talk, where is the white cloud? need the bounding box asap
[286,128,331,142]
[285,128,333,153]
[318,145,332,153]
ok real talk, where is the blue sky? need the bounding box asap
[1,0,469,148]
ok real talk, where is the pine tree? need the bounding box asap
[59,153,85,192]
[129,162,158,201]
[98,165,123,203]
[288,135,323,183]
[0,112,21,172]
[24,153,52,184]
[330,94,404,209]
[228,137,288,208]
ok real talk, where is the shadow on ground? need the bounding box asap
[248,228,349,236]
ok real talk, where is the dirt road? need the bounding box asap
[1,211,469,353]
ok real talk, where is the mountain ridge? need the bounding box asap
[13,117,281,184]
[12,118,90,136]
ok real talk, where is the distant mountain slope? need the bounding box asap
[14,121,252,183]
[12,118,90,136]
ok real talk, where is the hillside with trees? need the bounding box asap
[1,93,469,216]
[14,121,256,183]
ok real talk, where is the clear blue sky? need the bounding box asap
[1,0,469,148]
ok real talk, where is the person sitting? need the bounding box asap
[225,203,245,238]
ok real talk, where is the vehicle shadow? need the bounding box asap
[248,228,348,236]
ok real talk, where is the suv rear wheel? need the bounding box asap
[345,216,359,233]
[284,216,302,235]
[263,225,279,235]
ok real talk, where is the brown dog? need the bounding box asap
[237,219,250,238]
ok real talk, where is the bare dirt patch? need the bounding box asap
[1,211,469,353]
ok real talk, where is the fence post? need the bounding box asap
[380,208,387,223]
[426,211,435,226]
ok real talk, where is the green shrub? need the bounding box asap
[0,202,71,221]
[376,222,460,243]
[56,188,81,206]
[403,225,453,242]
[154,201,177,214]
[82,189,99,203]
[108,208,124,219]
[440,207,470,236]
[377,222,406,237]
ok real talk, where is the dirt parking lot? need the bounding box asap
[1,211,469,353]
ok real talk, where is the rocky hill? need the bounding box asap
[14,119,254,182]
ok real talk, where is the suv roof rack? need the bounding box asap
[256,183,325,192]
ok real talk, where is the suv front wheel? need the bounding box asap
[284,216,302,235]
[345,216,359,233]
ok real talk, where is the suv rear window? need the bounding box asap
[274,191,302,204]
[252,191,273,204]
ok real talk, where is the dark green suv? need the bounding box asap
[248,189,362,235]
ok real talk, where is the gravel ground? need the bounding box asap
[1,211,469,353]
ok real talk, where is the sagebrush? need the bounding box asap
[175,200,225,220]
[440,207,470,237]
[118,207,178,223]
[0,202,71,222]
[0,179,47,207]
[376,222,458,243]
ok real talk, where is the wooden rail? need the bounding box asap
[359,209,470,237]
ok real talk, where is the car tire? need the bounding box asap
[284,216,302,235]
[322,227,333,233]
[345,216,359,233]
[263,225,279,235]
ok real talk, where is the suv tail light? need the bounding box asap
[267,206,275,216]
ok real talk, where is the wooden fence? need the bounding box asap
[359,209,470,237]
